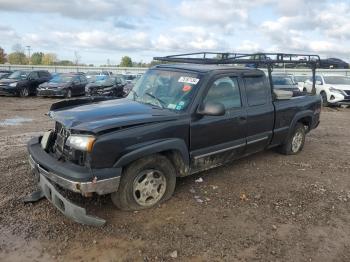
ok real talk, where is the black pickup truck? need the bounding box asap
[27,58,321,225]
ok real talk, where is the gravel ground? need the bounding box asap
[0,97,350,262]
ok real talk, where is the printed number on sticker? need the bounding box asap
[178,76,199,85]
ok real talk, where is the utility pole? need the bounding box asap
[26,45,31,64]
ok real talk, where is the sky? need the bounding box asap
[0,0,350,65]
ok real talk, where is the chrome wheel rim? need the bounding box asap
[133,169,166,207]
[291,130,303,153]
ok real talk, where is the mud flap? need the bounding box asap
[37,174,106,227]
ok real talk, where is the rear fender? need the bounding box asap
[288,110,314,138]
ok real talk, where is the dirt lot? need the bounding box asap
[0,97,350,262]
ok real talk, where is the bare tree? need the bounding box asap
[74,51,81,65]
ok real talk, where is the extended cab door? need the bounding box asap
[190,75,247,173]
[242,74,274,154]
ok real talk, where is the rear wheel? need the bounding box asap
[279,123,306,155]
[111,154,176,211]
[19,87,29,97]
[320,91,328,107]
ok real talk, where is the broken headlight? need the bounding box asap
[66,135,95,152]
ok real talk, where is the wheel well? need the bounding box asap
[160,150,189,177]
[298,116,312,131]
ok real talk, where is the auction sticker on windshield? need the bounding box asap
[178,76,200,85]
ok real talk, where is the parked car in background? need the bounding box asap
[293,74,310,92]
[85,75,126,97]
[0,70,13,79]
[271,74,300,96]
[304,75,350,106]
[0,70,51,97]
[123,73,140,83]
[86,71,112,83]
[319,58,349,69]
[123,74,141,95]
[37,73,88,98]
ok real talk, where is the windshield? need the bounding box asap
[272,76,293,86]
[49,74,73,83]
[8,71,28,80]
[127,69,201,111]
[294,75,309,82]
[323,76,350,85]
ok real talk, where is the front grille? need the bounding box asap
[51,122,86,165]
[53,122,70,157]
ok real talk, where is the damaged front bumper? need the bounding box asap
[30,171,106,226]
[27,137,122,226]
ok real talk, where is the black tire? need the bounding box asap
[303,87,307,92]
[19,87,29,97]
[279,123,306,155]
[320,91,328,107]
[111,154,176,211]
[65,88,72,98]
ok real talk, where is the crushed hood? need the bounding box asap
[49,98,178,133]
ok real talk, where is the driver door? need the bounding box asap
[190,75,247,173]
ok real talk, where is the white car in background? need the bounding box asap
[293,75,310,92]
[304,75,350,106]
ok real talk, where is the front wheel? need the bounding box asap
[111,154,176,211]
[279,123,306,155]
[19,87,29,97]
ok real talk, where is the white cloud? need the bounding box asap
[23,30,152,51]
[0,0,156,19]
[153,26,226,51]
[0,25,20,43]
[1,0,350,63]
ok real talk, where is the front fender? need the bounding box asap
[113,138,189,169]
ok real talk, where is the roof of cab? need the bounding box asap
[153,63,264,74]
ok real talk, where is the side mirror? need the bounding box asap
[315,80,322,85]
[198,102,225,116]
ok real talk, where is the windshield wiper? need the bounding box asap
[144,92,167,109]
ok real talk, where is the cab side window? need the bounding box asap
[204,77,241,109]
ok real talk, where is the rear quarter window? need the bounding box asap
[244,76,268,106]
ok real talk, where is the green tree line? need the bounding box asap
[0,46,161,67]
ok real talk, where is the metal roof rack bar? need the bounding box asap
[154,52,320,65]
[153,52,320,95]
